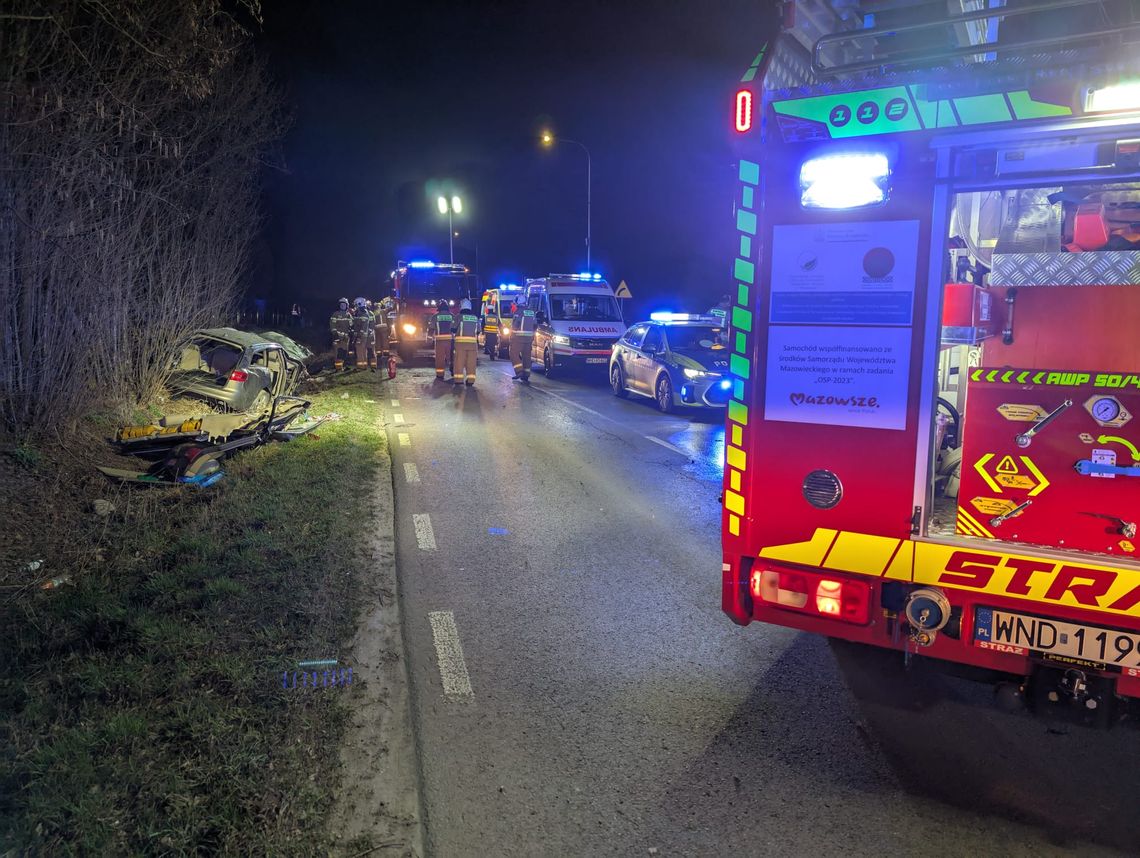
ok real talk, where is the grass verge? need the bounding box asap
[1,368,391,856]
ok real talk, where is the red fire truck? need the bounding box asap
[389,261,479,362]
[722,1,1140,726]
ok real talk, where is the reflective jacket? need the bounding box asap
[352,308,374,335]
[430,311,454,337]
[482,311,499,334]
[512,307,537,337]
[330,310,353,336]
[454,312,479,343]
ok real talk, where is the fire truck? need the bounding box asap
[389,261,479,362]
[722,0,1140,726]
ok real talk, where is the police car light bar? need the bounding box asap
[549,273,605,282]
[650,312,715,322]
[407,260,436,268]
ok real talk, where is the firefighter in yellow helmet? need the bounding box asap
[352,297,376,370]
[428,301,455,381]
[452,298,479,385]
[329,297,353,370]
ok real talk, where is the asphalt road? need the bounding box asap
[384,356,1138,858]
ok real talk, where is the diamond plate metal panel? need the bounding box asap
[990,251,1140,286]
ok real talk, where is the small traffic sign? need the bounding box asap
[614,280,632,299]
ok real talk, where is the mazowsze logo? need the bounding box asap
[862,247,895,280]
[790,392,880,408]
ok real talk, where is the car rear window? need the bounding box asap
[195,339,242,376]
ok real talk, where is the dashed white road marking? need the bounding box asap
[391,399,400,407]
[646,435,688,457]
[394,413,405,423]
[404,462,421,484]
[398,433,411,446]
[413,514,436,549]
[428,610,474,699]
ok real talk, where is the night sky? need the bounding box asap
[258,0,780,320]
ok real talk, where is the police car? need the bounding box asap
[609,313,732,412]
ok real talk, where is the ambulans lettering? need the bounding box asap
[936,550,1140,613]
[567,326,621,334]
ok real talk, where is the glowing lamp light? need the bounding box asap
[451,195,462,214]
[815,579,843,616]
[436,196,448,214]
[735,89,753,132]
[799,152,890,210]
[1087,81,1140,113]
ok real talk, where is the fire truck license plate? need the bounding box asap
[974,607,1140,670]
[585,357,607,364]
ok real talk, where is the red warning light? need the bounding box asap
[734,89,753,133]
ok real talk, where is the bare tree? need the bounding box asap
[0,0,285,435]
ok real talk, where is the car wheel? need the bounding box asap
[542,347,554,377]
[655,373,674,413]
[610,362,628,398]
[250,389,272,414]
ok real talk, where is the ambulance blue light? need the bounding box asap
[800,152,890,210]
[578,271,592,279]
[592,273,602,281]
[408,260,436,269]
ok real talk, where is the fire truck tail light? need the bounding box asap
[753,568,871,624]
[734,89,753,132]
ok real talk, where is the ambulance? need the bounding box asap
[480,283,523,360]
[722,0,1140,725]
[522,274,625,377]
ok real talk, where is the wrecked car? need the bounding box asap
[168,328,307,413]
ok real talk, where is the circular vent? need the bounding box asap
[802,470,843,509]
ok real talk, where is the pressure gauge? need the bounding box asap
[1085,395,1132,428]
[1092,397,1122,423]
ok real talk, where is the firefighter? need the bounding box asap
[482,299,499,361]
[510,299,538,382]
[352,297,376,370]
[453,298,479,385]
[374,296,393,366]
[429,301,455,381]
[329,297,353,371]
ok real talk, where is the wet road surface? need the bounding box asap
[382,357,1137,857]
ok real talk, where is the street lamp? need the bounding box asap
[540,130,592,270]
[437,194,462,263]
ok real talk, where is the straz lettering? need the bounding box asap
[937,550,1140,613]
[789,392,880,408]
[976,640,1026,656]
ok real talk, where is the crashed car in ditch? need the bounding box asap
[168,328,308,413]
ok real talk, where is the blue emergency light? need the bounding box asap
[408,260,437,269]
